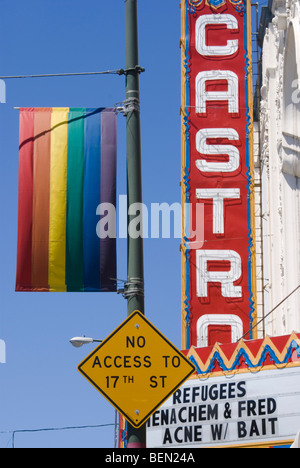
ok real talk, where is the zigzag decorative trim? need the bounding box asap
[188,0,245,11]
[184,332,300,376]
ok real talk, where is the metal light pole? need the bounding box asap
[124,0,146,449]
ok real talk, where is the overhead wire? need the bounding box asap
[0,66,145,80]
[0,69,126,80]
[0,423,116,448]
[238,284,300,342]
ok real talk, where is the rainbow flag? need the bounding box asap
[16,108,117,292]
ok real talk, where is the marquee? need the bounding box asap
[147,333,300,448]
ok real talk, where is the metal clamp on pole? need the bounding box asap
[117,65,145,76]
[123,278,144,299]
[115,97,140,116]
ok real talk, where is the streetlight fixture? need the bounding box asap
[69,337,102,348]
[70,335,118,449]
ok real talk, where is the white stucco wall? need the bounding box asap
[259,0,300,336]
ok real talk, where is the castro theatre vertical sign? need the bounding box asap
[181,0,256,349]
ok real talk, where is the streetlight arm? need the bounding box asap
[69,337,102,348]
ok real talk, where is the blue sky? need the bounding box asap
[0,0,263,448]
[0,0,183,448]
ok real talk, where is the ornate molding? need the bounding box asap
[185,332,300,376]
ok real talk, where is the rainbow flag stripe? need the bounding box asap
[16,108,117,292]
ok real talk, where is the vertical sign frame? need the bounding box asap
[181,0,256,349]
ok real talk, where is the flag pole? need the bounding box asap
[124,0,146,448]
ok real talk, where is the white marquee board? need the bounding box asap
[147,366,300,448]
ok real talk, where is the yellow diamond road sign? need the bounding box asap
[77,311,196,428]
